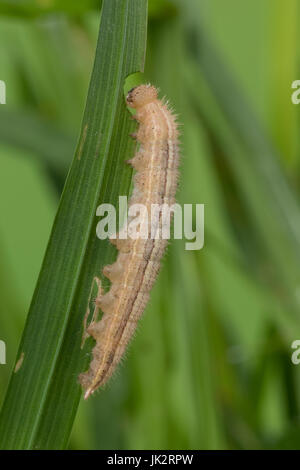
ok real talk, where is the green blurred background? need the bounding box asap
[1,0,300,449]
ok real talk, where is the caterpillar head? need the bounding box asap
[126,84,158,109]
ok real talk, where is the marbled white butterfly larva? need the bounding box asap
[79,84,180,399]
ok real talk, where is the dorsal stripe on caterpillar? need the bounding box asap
[79,84,180,398]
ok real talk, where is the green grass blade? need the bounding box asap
[0,0,147,450]
[184,48,300,322]
[190,29,300,251]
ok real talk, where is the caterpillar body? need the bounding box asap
[79,84,180,399]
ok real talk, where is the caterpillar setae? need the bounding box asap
[79,84,180,399]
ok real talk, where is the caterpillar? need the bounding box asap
[79,84,180,399]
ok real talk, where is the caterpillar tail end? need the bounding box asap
[84,387,94,400]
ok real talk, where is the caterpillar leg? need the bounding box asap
[130,132,137,139]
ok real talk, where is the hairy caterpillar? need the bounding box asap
[79,84,180,399]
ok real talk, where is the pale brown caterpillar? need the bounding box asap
[79,84,180,399]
